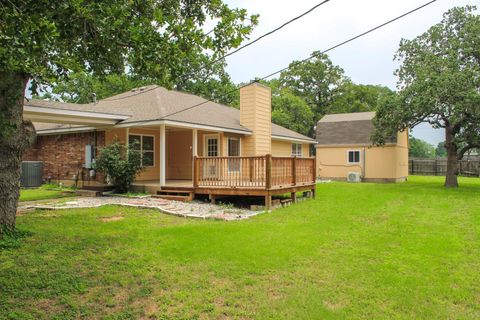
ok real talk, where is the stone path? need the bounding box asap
[18,196,262,221]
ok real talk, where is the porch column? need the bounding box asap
[159,124,166,187]
[192,128,198,157]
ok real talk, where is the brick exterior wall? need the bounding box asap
[23,131,106,184]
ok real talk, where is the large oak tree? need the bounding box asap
[373,6,480,187]
[0,0,257,236]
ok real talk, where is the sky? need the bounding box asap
[220,0,476,145]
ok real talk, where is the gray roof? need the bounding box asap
[29,85,314,142]
[316,112,395,146]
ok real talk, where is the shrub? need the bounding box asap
[94,140,143,193]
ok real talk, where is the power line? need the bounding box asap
[132,0,438,125]
[104,0,332,102]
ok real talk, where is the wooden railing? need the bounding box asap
[194,155,316,189]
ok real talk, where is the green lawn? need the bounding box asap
[19,185,76,202]
[2,176,479,319]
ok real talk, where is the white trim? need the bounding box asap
[36,126,98,135]
[128,133,156,167]
[115,119,252,135]
[203,134,219,157]
[159,124,166,187]
[272,135,316,144]
[347,150,361,164]
[24,105,130,120]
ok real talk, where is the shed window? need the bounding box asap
[129,134,155,167]
[291,143,303,156]
[348,150,361,164]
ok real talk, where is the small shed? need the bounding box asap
[315,112,408,182]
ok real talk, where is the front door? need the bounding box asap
[203,135,219,178]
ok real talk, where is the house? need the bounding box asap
[23,83,317,207]
[315,112,408,182]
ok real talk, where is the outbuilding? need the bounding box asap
[315,112,408,182]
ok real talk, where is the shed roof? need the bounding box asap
[316,112,395,146]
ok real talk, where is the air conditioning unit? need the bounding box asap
[347,172,361,183]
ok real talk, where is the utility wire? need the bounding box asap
[131,0,438,125]
[104,0,332,102]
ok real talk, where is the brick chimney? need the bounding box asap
[240,83,272,156]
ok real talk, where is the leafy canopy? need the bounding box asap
[373,6,480,160]
[409,136,436,159]
[0,0,258,93]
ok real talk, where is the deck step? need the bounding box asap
[154,189,194,202]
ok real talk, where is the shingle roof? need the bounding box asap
[29,85,314,142]
[316,112,395,146]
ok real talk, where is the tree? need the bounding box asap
[278,52,347,118]
[435,142,447,158]
[0,0,257,236]
[409,137,436,159]
[372,6,480,187]
[271,90,315,137]
[330,82,392,114]
[94,141,143,194]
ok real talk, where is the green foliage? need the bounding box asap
[436,141,447,158]
[409,136,436,158]
[0,0,258,97]
[373,6,480,154]
[2,176,480,318]
[94,141,143,193]
[278,52,347,116]
[272,90,314,136]
[0,229,31,249]
[329,82,392,114]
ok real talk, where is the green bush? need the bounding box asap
[94,140,143,193]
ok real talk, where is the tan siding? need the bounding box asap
[166,129,192,180]
[239,83,272,156]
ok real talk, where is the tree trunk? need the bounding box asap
[0,72,34,237]
[444,126,459,188]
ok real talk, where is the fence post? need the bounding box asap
[266,154,272,190]
[434,159,438,176]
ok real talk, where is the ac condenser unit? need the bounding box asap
[347,172,361,183]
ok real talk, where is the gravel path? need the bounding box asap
[18,196,261,221]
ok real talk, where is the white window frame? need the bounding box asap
[347,150,361,164]
[227,136,241,172]
[291,143,303,157]
[128,133,155,167]
[203,134,219,157]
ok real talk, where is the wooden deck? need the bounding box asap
[133,155,316,208]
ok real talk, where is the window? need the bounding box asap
[291,143,302,156]
[128,134,154,167]
[205,136,219,157]
[228,137,241,171]
[348,150,361,164]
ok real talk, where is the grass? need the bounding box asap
[19,184,76,202]
[1,176,479,319]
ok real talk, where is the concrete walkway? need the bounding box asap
[18,196,261,221]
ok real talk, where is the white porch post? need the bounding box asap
[159,124,166,187]
[192,128,198,177]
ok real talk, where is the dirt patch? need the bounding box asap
[99,216,124,222]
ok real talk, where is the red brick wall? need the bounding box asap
[23,131,105,183]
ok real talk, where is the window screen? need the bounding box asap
[348,150,360,163]
[291,143,302,156]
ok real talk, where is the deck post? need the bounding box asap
[290,192,297,203]
[210,194,216,204]
[292,156,297,186]
[312,158,317,183]
[193,156,199,188]
[192,128,197,182]
[266,154,272,190]
[159,124,166,187]
[265,194,272,210]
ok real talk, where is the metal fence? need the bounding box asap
[409,159,480,177]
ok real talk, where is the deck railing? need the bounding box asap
[194,155,316,189]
